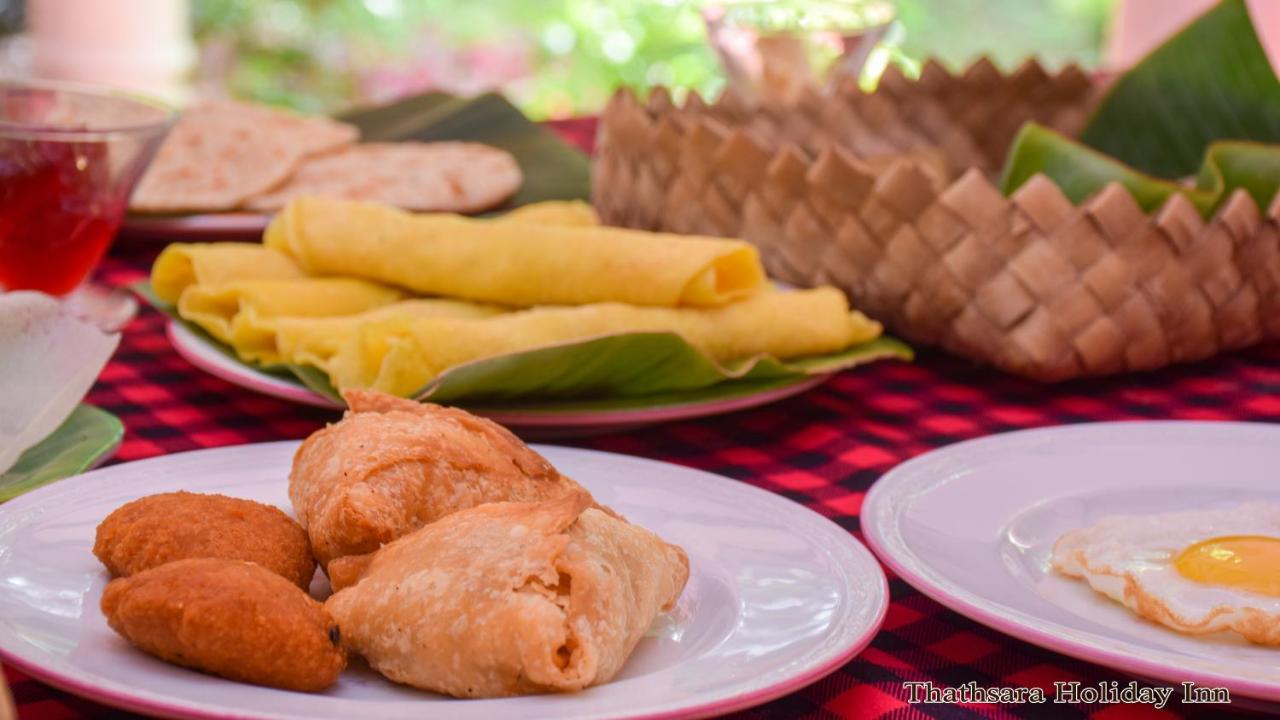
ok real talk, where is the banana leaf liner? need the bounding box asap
[136,283,910,408]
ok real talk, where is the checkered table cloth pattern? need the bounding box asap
[8,119,1277,720]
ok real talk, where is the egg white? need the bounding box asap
[1051,502,1280,645]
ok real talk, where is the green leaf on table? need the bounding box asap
[336,91,458,140]
[134,281,911,408]
[0,405,123,502]
[339,91,591,208]
[1081,0,1280,178]
[1001,123,1280,217]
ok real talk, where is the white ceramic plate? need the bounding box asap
[863,421,1280,702]
[0,442,886,720]
[166,321,831,439]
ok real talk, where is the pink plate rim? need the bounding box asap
[861,421,1280,704]
[1,580,886,720]
[121,212,270,240]
[166,321,831,429]
[0,440,890,720]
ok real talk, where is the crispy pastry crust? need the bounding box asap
[326,490,688,697]
[289,389,596,568]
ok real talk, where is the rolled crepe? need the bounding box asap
[320,287,882,396]
[289,390,595,567]
[325,489,688,697]
[264,197,766,307]
[152,200,599,306]
[234,298,506,365]
[500,199,599,227]
[151,243,304,304]
[178,279,404,347]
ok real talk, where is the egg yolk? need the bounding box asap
[1174,535,1280,596]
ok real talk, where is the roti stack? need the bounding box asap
[131,101,358,213]
[245,142,522,213]
[130,101,523,216]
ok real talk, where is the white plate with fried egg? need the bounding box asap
[863,421,1280,703]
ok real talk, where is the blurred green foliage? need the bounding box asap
[193,0,1112,118]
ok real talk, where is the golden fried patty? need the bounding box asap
[94,491,315,588]
[101,558,345,692]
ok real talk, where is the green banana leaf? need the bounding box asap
[1001,123,1280,217]
[338,91,590,207]
[0,405,123,502]
[1081,0,1280,178]
[395,333,907,404]
[134,282,911,409]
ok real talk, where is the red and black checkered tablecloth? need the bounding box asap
[9,119,1279,720]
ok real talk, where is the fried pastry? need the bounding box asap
[94,491,315,589]
[288,389,594,568]
[325,490,688,697]
[101,558,345,691]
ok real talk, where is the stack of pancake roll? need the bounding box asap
[148,196,902,402]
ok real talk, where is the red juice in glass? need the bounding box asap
[0,81,172,296]
[0,139,121,294]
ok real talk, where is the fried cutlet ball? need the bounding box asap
[101,558,345,692]
[94,491,315,589]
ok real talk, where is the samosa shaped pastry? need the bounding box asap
[289,389,593,568]
[326,490,688,697]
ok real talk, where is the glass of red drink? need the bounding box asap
[0,80,173,304]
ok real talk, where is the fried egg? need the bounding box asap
[1051,502,1280,645]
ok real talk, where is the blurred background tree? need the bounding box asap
[189,0,1113,117]
[0,0,1111,117]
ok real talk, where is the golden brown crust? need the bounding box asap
[93,492,316,589]
[289,390,595,568]
[100,558,345,691]
[325,491,688,697]
[326,552,375,593]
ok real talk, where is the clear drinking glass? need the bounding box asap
[0,80,173,327]
[704,0,897,105]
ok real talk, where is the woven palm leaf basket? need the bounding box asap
[592,61,1280,381]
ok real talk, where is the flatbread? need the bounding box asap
[242,142,522,213]
[130,101,358,213]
